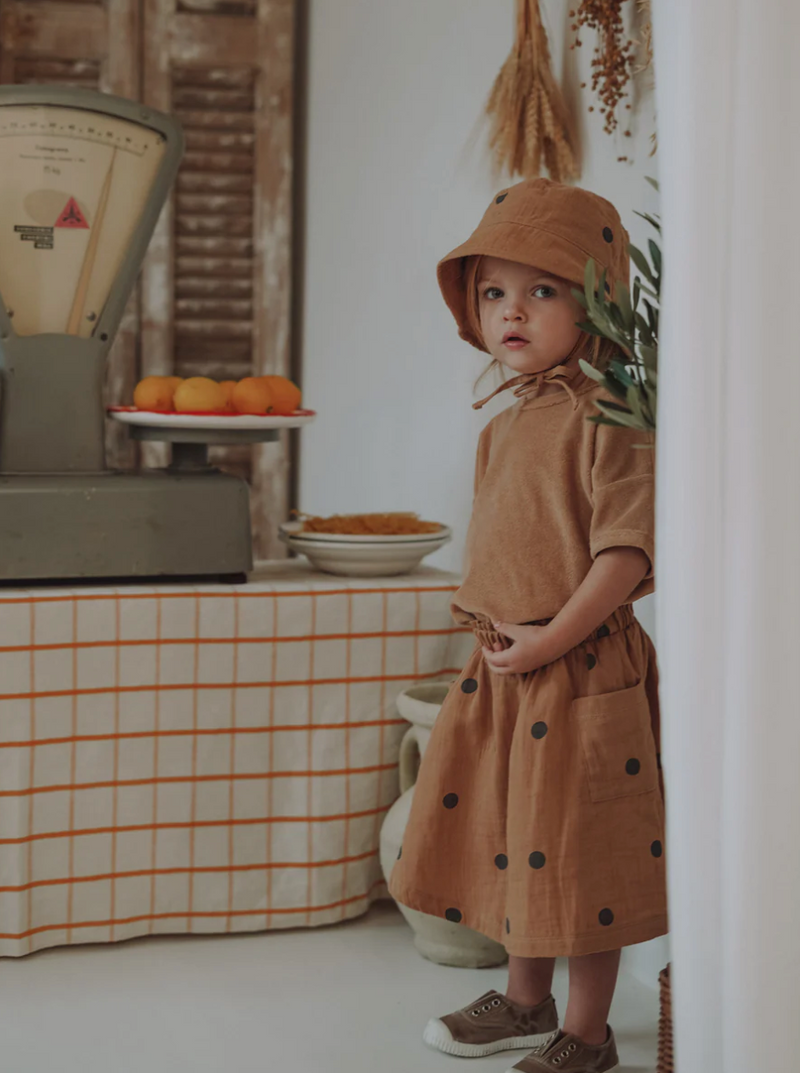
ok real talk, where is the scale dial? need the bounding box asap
[0,104,167,337]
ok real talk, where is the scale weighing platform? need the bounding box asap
[0,85,312,583]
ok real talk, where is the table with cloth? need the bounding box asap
[0,561,474,956]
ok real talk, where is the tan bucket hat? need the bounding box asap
[437,177,630,352]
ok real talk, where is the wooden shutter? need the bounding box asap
[0,0,296,561]
[142,0,296,560]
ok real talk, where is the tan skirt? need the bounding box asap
[389,605,668,958]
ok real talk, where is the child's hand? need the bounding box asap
[481,622,564,675]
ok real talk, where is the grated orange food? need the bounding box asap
[294,511,442,536]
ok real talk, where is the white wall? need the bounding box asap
[299,0,667,986]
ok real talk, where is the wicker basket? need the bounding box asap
[657,963,673,1073]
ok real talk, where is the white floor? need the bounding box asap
[0,902,658,1072]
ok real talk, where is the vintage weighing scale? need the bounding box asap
[0,85,312,582]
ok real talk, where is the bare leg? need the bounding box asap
[563,948,621,1045]
[505,954,556,1007]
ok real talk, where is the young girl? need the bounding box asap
[388,178,666,1073]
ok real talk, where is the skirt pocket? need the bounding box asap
[573,681,658,803]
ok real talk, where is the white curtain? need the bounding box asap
[652,2,800,1070]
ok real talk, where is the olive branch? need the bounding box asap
[571,177,660,444]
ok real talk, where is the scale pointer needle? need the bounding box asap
[66,148,116,336]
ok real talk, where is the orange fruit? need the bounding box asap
[232,377,275,415]
[164,376,183,400]
[134,376,174,411]
[173,377,227,413]
[260,375,301,415]
[219,380,238,412]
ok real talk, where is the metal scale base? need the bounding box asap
[0,429,277,583]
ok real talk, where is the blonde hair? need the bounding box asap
[463,254,621,394]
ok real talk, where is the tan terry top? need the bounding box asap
[451,367,655,628]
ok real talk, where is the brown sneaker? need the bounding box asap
[423,990,559,1058]
[505,1026,619,1072]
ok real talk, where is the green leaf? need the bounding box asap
[648,239,662,277]
[575,320,607,338]
[609,360,635,388]
[597,268,608,310]
[571,287,588,310]
[645,176,660,192]
[636,279,659,300]
[578,358,606,383]
[634,311,654,345]
[584,259,598,314]
[587,414,632,429]
[594,400,649,431]
[633,211,662,233]
[629,243,656,285]
[613,283,634,333]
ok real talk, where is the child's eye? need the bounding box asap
[533,285,556,298]
[482,286,503,300]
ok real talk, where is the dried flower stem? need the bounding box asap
[485,0,580,182]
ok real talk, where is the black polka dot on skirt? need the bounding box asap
[461,678,478,694]
[603,226,614,243]
[443,793,459,809]
[531,721,548,739]
[494,854,508,870]
[586,653,597,670]
[597,624,611,638]
[599,908,615,926]
[626,758,641,775]
[651,840,663,858]
[496,193,508,204]
[529,851,546,869]
[505,917,511,934]
[445,908,462,923]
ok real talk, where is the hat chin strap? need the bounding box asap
[472,335,587,412]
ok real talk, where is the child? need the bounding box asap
[388,178,666,1073]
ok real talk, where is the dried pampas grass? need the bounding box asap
[485,0,581,183]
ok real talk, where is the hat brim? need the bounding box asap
[437,220,625,353]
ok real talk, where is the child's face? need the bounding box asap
[477,257,584,374]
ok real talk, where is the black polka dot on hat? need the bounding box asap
[603,226,614,243]
[445,907,462,923]
[586,653,597,670]
[496,193,508,204]
[461,678,478,694]
[599,908,615,926]
[651,840,663,858]
[494,854,508,870]
[597,624,611,638]
[531,721,548,739]
[505,917,511,934]
[626,758,641,776]
[443,793,459,809]
[529,851,546,870]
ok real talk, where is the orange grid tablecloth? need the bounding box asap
[0,560,474,956]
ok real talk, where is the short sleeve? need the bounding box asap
[589,418,655,588]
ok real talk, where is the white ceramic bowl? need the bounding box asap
[280,521,450,544]
[278,523,452,577]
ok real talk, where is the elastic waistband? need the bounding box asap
[469,604,636,651]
